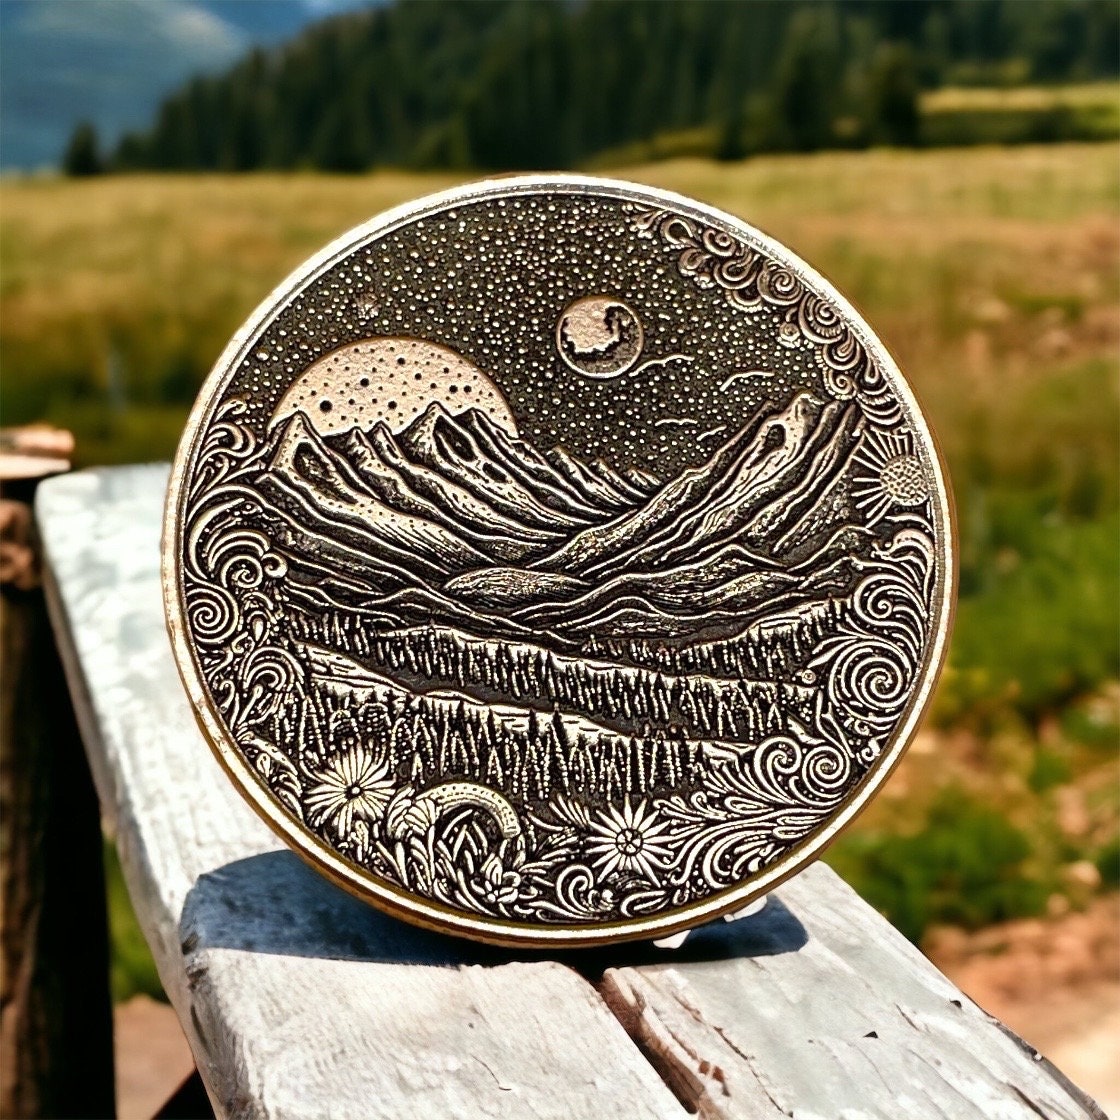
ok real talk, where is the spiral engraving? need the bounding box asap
[798,294,846,344]
[627,203,907,425]
[756,263,804,307]
[168,184,948,938]
[186,584,239,645]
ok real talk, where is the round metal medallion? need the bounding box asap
[163,176,954,946]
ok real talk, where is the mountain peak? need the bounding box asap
[274,407,318,437]
[403,400,477,445]
[340,423,377,453]
[400,400,530,458]
[533,392,861,577]
[459,405,517,438]
[401,399,460,452]
[781,390,825,423]
[269,408,329,472]
[416,399,456,422]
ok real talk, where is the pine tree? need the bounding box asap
[108,0,1119,173]
[550,708,569,753]
[63,122,103,176]
[866,43,921,147]
[769,7,840,152]
[715,97,747,162]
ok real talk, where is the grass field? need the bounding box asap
[922,81,1120,114]
[919,81,1120,146]
[2,144,1116,992]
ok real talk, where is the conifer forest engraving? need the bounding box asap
[174,185,949,930]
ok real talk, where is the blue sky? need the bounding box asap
[0,0,376,170]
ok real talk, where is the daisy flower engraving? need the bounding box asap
[305,745,394,837]
[586,799,674,883]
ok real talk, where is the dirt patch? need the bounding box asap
[114,996,195,1120]
[927,894,1120,1116]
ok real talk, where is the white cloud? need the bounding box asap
[154,1,250,56]
[13,0,246,63]
[1,0,249,168]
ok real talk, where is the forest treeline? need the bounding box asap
[290,613,822,744]
[69,0,1119,175]
[285,676,708,804]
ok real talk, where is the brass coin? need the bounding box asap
[163,177,955,946]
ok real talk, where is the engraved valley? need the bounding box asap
[241,389,868,796]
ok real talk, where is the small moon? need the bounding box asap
[556,295,644,379]
[270,337,518,436]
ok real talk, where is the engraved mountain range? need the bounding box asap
[248,393,866,645]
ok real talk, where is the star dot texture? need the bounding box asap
[220,188,907,480]
[271,336,518,436]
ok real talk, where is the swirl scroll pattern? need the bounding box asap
[627,204,903,427]
[169,183,949,939]
[181,400,305,810]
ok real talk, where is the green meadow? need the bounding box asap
[3,143,1116,992]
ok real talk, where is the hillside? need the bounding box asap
[104,0,1120,172]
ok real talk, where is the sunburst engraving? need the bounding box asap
[851,428,931,526]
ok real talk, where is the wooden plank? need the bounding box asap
[36,465,687,1120]
[600,861,1105,1120]
[0,426,72,483]
[36,463,1105,1120]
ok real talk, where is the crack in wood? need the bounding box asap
[472,1056,513,1093]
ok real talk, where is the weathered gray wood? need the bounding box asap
[36,465,686,1120]
[36,464,1104,1120]
[601,862,1105,1120]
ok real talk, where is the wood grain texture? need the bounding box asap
[35,464,1104,1120]
[601,862,1105,1120]
[35,465,686,1120]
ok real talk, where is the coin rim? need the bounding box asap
[161,174,957,947]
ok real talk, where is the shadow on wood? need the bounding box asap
[180,848,807,976]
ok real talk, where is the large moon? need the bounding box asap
[271,337,518,436]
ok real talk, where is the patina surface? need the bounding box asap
[163,177,954,945]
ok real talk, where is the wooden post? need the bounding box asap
[0,429,115,1119]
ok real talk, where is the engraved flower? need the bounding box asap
[305,744,394,837]
[586,799,674,882]
[470,854,522,907]
[441,841,528,916]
